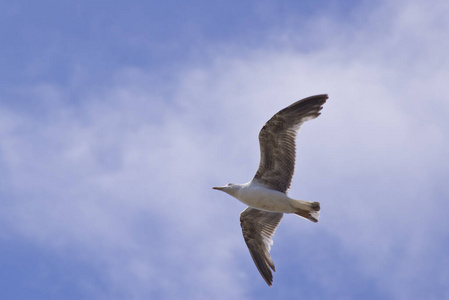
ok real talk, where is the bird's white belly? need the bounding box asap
[235,185,295,213]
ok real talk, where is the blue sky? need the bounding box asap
[1,0,449,299]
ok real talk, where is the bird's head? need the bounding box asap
[212,183,239,196]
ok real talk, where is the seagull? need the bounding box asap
[213,94,328,286]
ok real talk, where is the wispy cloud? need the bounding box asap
[1,0,449,299]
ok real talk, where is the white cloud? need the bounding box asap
[1,0,449,299]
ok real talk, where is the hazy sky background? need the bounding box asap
[1,0,448,299]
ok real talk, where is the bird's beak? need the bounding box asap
[212,186,225,191]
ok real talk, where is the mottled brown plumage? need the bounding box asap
[240,208,283,286]
[254,94,328,193]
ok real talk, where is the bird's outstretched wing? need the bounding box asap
[253,94,328,193]
[240,207,283,286]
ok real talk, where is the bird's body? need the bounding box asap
[232,181,294,212]
[220,180,314,215]
[213,94,328,286]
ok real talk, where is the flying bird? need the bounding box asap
[213,94,328,286]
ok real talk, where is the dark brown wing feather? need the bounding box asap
[253,94,328,193]
[240,207,283,286]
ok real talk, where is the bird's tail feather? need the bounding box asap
[292,201,320,223]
